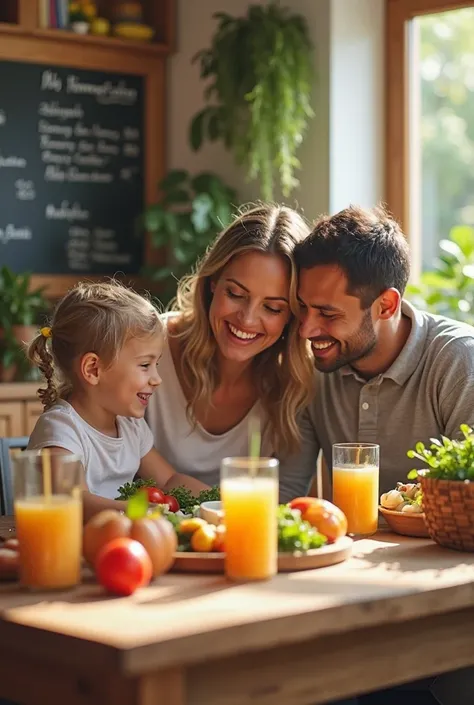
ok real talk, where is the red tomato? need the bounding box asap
[146,487,166,504]
[163,494,179,512]
[288,497,317,514]
[96,538,152,596]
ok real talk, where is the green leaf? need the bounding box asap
[207,111,221,141]
[126,489,149,520]
[191,193,213,233]
[407,469,419,480]
[150,229,169,249]
[172,245,191,264]
[189,109,207,151]
[462,264,474,279]
[450,225,474,257]
[162,188,190,206]
[191,172,217,194]
[163,211,179,235]
[439,239,463,262]
[159,170,188,191]
[179,229,194,243]
[143,205,164,233]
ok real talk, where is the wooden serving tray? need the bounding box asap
[171,536,353,574]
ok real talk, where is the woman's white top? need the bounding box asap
[146,315,273,489]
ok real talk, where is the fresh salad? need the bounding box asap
[116,479,220,515]
[116,484,348,555]
[174,497,346,555]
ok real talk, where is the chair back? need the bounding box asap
[0,437,29,515]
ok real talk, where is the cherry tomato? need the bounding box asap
[96,537,152,596]
[146,487,166,504]
[288,497,317,514]
[163,494,179,512]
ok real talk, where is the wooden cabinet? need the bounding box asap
[0,383,43,438]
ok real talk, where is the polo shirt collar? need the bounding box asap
[341,300,428,385]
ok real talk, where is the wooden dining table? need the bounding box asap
[1,514,473,705]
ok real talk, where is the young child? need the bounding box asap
[27,281,208,521]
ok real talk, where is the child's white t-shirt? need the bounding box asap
[28,399,154,499]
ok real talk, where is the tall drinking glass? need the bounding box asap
[13,450,83,590]
[220,457,278,581]
[332,443,379,537]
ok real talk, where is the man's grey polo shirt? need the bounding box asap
[280,301,474,501]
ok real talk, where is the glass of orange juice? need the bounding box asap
[332,443,379,537]
[13,450,83,590]
[221,457,278,582]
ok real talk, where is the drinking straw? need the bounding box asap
[248,414,261,477]
[42,448,52,500]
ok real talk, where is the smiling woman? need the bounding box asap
[146,203,316,498]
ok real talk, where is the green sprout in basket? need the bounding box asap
[407,424,474,482]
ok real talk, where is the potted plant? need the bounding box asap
[0,266,49,382]
[140,169,237,304]
[407,224,474,325]
[407,425,474,551]
[189,3,314,201]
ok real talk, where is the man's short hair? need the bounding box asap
[294,205,411,308]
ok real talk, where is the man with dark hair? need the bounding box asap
[280,204,474,499]
[280,205,474,705]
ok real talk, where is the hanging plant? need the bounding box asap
[189,2,314,201]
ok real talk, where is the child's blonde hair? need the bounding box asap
[28,281,163,410]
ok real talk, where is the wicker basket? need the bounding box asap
[420,476,474,552]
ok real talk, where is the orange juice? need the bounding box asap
[333,465,379,536]
[15,495,82,589]
[221,477,278,581]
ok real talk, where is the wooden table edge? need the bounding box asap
[1,578,472,676]
[120,580,474,675]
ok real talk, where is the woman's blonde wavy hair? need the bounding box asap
[171,203,314,456]
[28,281,163,410]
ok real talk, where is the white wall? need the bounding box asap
[329,0,385,214]
[167,0,384,223]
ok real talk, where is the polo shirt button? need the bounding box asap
[362,402,369,410]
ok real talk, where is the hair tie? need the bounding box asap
[40,327,52,339]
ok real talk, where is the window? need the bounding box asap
[386,0,474,277]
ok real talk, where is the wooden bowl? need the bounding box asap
[379,506,430,538]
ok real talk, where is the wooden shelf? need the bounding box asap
[0,0,175,53]
[0,23,170,55]
[0,0,18,25]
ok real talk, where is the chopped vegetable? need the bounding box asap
[116,481,221,514]
[277,505,327,552]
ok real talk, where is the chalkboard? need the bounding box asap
[0,59,144,275]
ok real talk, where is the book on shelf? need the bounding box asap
[39,0,69,29]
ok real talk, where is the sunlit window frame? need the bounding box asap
[386,0,474,277]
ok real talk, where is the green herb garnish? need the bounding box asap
[116,478,156,500]
[277,505,327,552]
[126,489,149,520]
[166,485,221,514]
[116,480,221,514]
[407,424,474,482]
